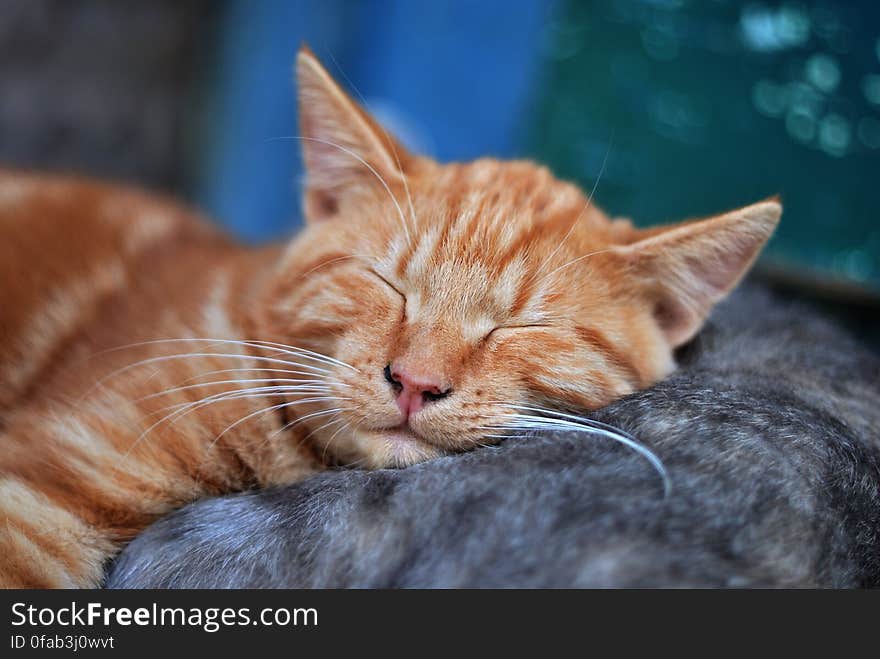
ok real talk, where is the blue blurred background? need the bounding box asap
[194,0,554,242]
[1,0,878,292]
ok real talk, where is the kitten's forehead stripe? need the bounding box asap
[403,224,442,281]
[493,258,525,316]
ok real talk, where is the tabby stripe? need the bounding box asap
[494,221,543,271]
[0,528,60,588]
[509,267,537,317]
[4,511,82,575]
[575,325,643,386]
[394,226,421,278]
[451,194,486,250]
[522,370,613,409]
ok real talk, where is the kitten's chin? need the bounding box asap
[351,427,445,469]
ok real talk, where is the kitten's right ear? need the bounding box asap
[296,45,412,221]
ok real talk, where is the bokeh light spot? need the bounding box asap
[805,53,840,93]
[785,108,816,143]
[752,80,788,116]
[862,74,880,105]
[817,113,851,156]
[740,4,810,52]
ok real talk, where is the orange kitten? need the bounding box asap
[0,47,779,587]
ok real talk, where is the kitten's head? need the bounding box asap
[255,47,780,468]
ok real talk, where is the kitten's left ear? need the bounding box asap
[296,45,413,221]
[614,199,781,347]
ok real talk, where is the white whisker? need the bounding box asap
[128,388,346,458]
[97,353,337,394]
[153,387,338,416]
[270,407,351,462]
[178,367,341,384]
[542,248,616,282]
[209,401,348,448]
[272,135,411,243]
[236,338,359,372]
[538,135,613,277]
[321,417,354,463]
[296,253,380,281]
[289,415,347,442]
[138,378,339,402]
[90,337,330,368]
[84,340,358,409]
[487,403,670,497]
[103,337,357,372]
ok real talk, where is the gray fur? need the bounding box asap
[106,284,880,588]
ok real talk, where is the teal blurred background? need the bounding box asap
[1,0,878,291]
[529,1,880,293]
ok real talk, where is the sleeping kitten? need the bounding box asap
[0,47,778,587]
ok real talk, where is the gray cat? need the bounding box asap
[107,283,880,588]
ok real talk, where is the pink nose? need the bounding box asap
[384,365,451,420]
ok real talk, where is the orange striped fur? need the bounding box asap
[0,48,780,587]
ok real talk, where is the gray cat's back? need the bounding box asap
[107,284,880,588]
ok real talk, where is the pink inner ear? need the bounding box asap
[296,49,413,224]
[652,296,699,347]
[306,189,340,221]
[647,239,766,346]
[624,200,781,347]
[688,237,759,298]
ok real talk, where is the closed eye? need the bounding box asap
[368,270,406,301]
[484,324,551,341]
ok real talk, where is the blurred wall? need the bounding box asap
[0,0,212,191]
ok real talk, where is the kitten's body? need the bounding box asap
[108,285,880,588]
[0,50,781,588]
[0,173,322,587]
